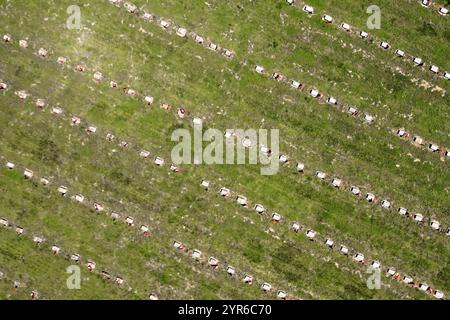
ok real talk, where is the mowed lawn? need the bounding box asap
[0,0,448,299]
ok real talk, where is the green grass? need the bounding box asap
[0,0,448,299]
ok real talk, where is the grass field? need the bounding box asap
[0,0,448,300]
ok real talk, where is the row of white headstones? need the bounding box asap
[284,2,450,158]
[1,83,445,299]
[88,0,449,301]
[289,0,449,79]
[244,71,449,236]
[110,1,389,131]
[0,28,447,298]
[0,161,157,290]
[3,26,450,249]
[256,62,449,159]
[1,40,446,288]
[109,0,235,58]
[203,179,446,300]
[1,159,291,300]
[3,60,448,244]
[108,0,450,159]
[172,240,291,300]
[120,1,450,157]
[0,110,434,300]
[418,0,449,16]
[101,3,450,228]
[285,1,450,158]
